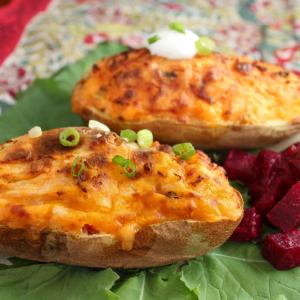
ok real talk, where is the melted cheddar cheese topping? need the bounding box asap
[72,49,300,126]
[0,128,242,250]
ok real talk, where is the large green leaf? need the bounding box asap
[193,243,300,300]
[0,42,300,300]
[0,264,119,300]
[114,265,198,300]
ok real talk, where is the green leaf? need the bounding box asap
[0,263,119,300]
[191,242,300,300]
[181,260,203,297]
[113,266,198,300]
[0,101,13,114]
[230,180,251,207]
[0,42,127,143]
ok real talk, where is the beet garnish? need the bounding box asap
[268,181,300,232]
[262,230,300,270]
[230,207,262,242]
[223,150,257,184]
[223,144,300,270]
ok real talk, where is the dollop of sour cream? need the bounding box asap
[146,29,199,60]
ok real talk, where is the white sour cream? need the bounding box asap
[146,29,199,60]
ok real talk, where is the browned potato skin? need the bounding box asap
[0,128,243,268]
[0,219,239,268]
[72,49,300,149]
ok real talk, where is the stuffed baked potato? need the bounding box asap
[0,127,242,268]
[72,49,300,149]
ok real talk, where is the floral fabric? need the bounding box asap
[0,0,299,114]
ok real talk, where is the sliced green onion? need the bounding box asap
[195,36,215,56]
[112,155,136,178]
[71,156,85,177]
[123,159,137,178]
[120,129,137,142]
[172,143,196,160]
[112,155,127,166]
[59,128,80,147]
[137,129,153,148]
[148,35,160,44]
[169,21,185,34]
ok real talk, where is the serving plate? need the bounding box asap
[0,42,299,300]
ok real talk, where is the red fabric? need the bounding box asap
[0,0,51,64]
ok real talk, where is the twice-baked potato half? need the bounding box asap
[72,49,300,149]
[0,127,242,268]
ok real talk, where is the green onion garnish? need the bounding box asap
[59,128,80,147]
[112,155,127,166]
[148,35,160,44]
[71,156,85,177]
[137,129,153,148]
[172,143,196,160]
[112,155,136,178]
[123,159,137,178]
[120,129,137,142]
[195,36,215,56]
[169,21,185,34]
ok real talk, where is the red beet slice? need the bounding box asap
[282,143,300,177]
[268,181,300,232]
[223,150,257,184]
[262,230,300,270]
[252,176,289,216]
[230,207,262,242]
[255,150,281,185]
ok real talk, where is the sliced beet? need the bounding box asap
[223,150,257,184]
[230,207,262,242]
[282,143,300,178]
[262,230,300,270]
[252,176,288,216]
[267,181,300,232]
[255,150,281,185]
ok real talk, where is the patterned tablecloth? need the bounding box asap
[0,0,300,115]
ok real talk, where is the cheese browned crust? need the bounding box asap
[0,128,242,268]
[72,49,300,149]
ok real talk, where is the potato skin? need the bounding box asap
[0,218,241,268]
[72,49,300,149]
[0,127,243,268]
[77,107,300,149]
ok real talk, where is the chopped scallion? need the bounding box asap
[195,36,215,56]
[59,128,80,147]
[71,156,85,177]
[148,35,160,44]
[137,129,153,148]
[123,159,137,178]
[120,129,137,142]
[169,21,185,34]
[112,155,137,178]
[112,155,127,166]
[172,143,196,160]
